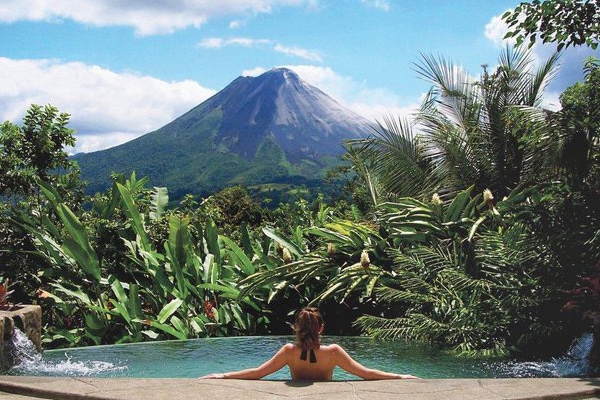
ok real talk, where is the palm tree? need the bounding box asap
[350,47,561,204]
[341,48,574,356]
[345,116,438,205]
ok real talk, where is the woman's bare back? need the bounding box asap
[199,306,419,381]
[286,344,337,381]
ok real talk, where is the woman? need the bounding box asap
[200,307,419,381]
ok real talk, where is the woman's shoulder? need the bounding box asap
[320,343,343,352]
[282,343,296,351]
[274,343,297,360]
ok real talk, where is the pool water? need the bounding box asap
[8,334,593,380]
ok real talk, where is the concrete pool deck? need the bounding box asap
[0,377,600,400]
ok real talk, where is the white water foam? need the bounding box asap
[497,333,594,378]
[7,329,127,377]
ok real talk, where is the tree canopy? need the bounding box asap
[503,0,600,50]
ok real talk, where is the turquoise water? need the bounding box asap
[8,334,593,380]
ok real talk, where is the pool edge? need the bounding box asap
[0,377,599,400]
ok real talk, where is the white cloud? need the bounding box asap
[484,12,515,48]
[199,37,323,62]
[198,38,226,48]
[229,20,245,29]
[0,0,316,35]
[360,0,390,11]
[199,37,271,48]
[273,45,323,62]
[0,57,215,154]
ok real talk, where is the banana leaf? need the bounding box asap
[220,236,255,275]
[149,186,168,221]
[157,298,183,324]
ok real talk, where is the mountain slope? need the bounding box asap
[74,68,372,200]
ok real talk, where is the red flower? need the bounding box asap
[204,300,215,320]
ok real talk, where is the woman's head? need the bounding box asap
[294,307,324,350]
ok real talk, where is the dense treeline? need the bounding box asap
[1,48,599,366]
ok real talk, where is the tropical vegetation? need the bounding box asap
[1,44,599,370]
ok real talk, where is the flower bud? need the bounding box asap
[360,250,371,273]
[282,247,292,264]
[327,243,336,256]
[483,189,494,204]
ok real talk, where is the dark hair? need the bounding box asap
[294,307,324,350]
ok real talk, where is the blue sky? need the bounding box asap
[1,0,598,154]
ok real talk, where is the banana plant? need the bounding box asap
[118,180,266,338]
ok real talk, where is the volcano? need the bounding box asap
[74,68,373,200]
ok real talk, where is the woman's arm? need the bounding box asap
[332,344,419,380]
[200,344,291,380]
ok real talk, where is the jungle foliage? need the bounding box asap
[1,51,599,359]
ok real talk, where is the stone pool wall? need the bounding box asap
[0,305,42,372]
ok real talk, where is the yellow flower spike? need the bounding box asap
[483,189,494,204]
[327,243,336,256]
[360,250,371,274]
[282,247,292,264]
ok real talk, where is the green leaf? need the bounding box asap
[49,200,101,281]
[468,216,487,241]
[263,226,304,256]
[170,315,187,336]
[134,318,187,340]
[109,275,128,303]
[444,187,473,223]
[84,314,106,336]
[166,215,190,298]
[157,299,183,324]
[239,222,254,258]
[141,330,160,340]
[116,182,150,249]
[129,284,143,320]
[61,237,101,281]
[149,187,169,220]
[205,218,221,265]
[203,253,218,284]
[50,282,92,305]
[221,236,255,275]
[111,300,132,324]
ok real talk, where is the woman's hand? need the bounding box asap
[199,373,226,379]
[397,374,420,379]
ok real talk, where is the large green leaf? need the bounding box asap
[262,226,304,256]
[50,282,92,305]
[205,218,221,265]
[38,183,102,281]
[220,236,255,275]
[166,215,190,298]
[444,186,474,223]
[149,186,169,221]
[157,299,183,324]
[133,318,187,340]
[116,182,150,249]
[129,284,143,321]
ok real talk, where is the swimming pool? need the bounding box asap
[7,334,593,380]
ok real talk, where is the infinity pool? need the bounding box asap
[8,334,593,380]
